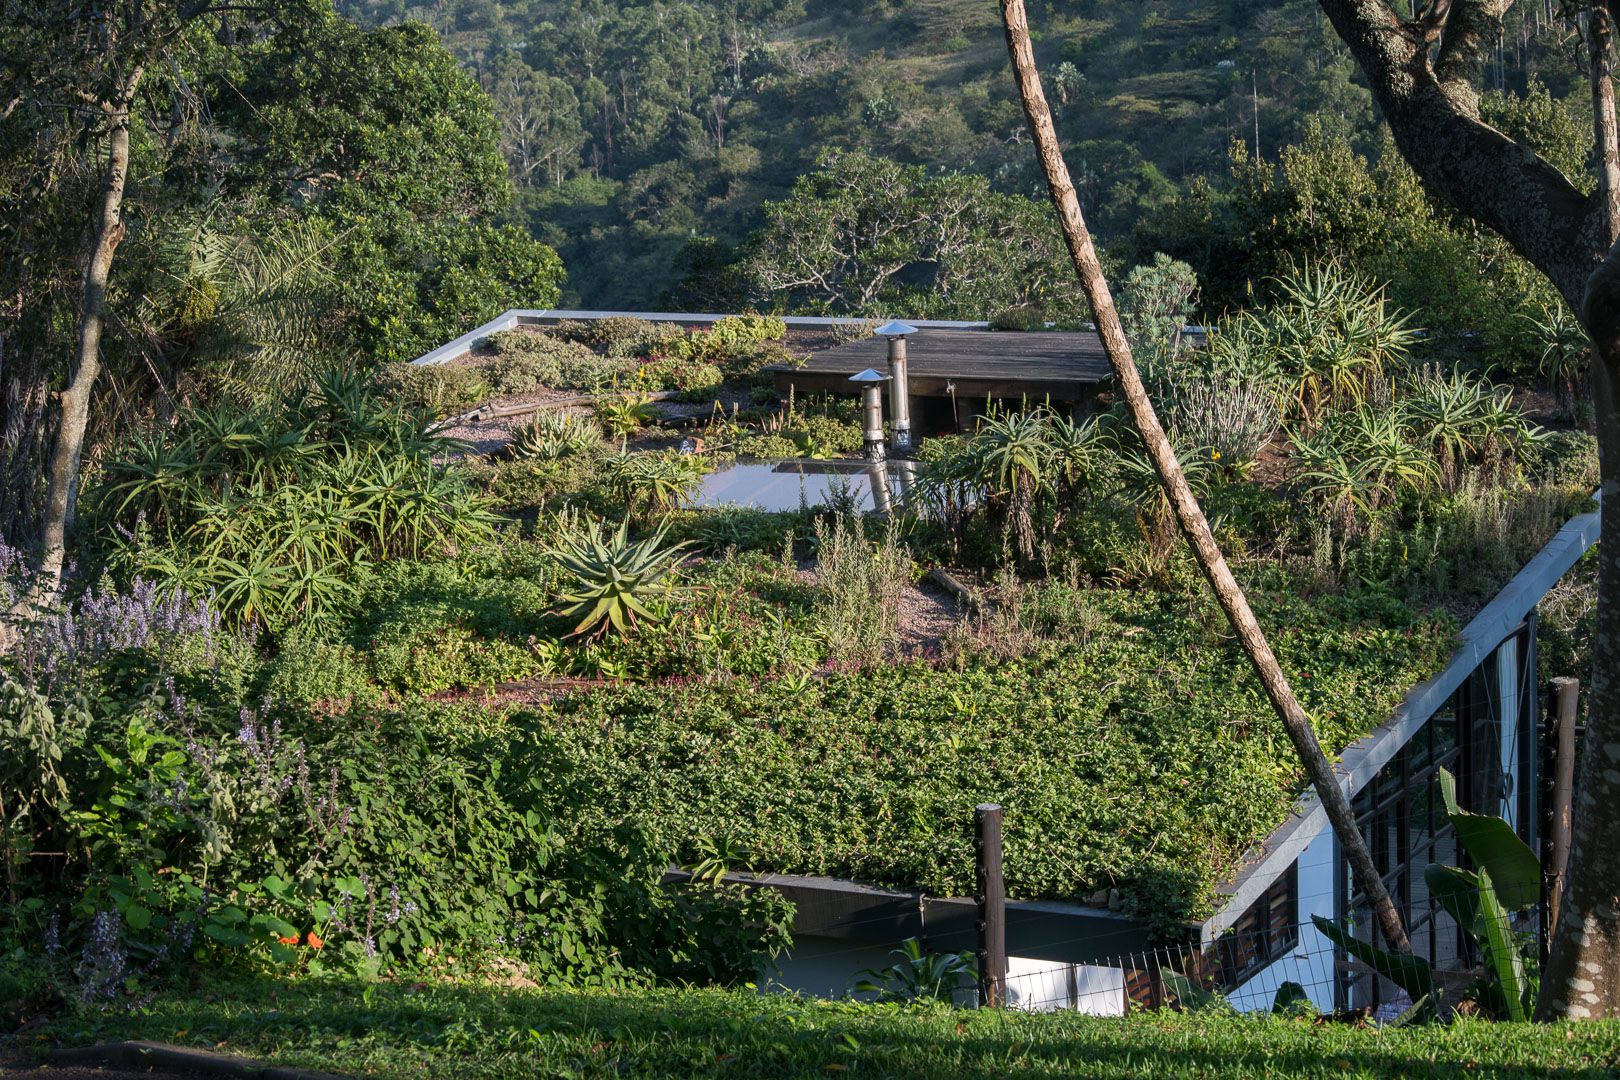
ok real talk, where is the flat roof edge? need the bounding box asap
[409,309,993,366]
[663,867,1160,964]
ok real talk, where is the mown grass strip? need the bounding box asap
[27,977,1620,1079]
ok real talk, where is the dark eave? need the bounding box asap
[768,328,1112,402]
[664,868,1166,964]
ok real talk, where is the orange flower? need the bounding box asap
[306,931,324,950]
[277,935,299,946]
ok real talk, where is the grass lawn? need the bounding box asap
[22,977,1620,1079]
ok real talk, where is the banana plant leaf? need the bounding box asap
[1475,867,1529,1021]
[1311,915,1434,1003]
[1161,970,1232,1013]
[1424,863,1482,930]
[1272,981,1313,1015]
[1437,768,1540,911]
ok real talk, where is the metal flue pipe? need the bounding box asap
[849,368,890,462]
[875,321,917,453]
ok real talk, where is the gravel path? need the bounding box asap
[896,579,964,654]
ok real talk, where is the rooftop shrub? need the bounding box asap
[550,316,682,358]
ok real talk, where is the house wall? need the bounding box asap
[1223,832,1339,1013]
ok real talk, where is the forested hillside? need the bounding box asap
[335,0,1589,313]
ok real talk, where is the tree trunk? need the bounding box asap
[1540,238,1620,1019]
[998,0,1411,954]
[1537,5,1620,1019]
[35,78,139,591]
[1592,4,1620,235]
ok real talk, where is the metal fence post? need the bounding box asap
[976,803,1007,1008]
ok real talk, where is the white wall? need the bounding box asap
[1224,825,1340,1014]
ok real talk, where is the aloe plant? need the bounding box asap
[95,373,493,630]
[595,391,657,438]
[602,450,708,522]
[973,407,1054,561]
[510,411,601,461]
[548,520,688,638]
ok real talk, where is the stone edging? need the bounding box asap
[48,1041,350,1080]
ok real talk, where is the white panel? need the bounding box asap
[1003,957,1125,1015]
[1497,635,1520,829]
[1225,826,1340,1014]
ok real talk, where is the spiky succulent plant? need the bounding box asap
[510,411,601,461]
[548,520,688,638]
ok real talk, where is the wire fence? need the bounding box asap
[774,893,1540,1019]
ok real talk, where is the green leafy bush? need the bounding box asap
[551,317,682,359]
[472,455,605,513]
[262,633,373,707]
[989,305,1048,331]
[1526,429,1599,490]
[374,362,487,416]
[92,370,497,630]
[790,414,863,457]
[733,432,802,458]
[662,508,800,554]
[349,544,560,693]
[485,330,631,392]
[0,681,790,996]
[636,358,725,401]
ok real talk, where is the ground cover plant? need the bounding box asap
[19,975,1620,1079]
[485,583,1454,933]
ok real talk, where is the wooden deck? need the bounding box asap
[768,328,1111,401]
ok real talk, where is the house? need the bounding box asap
[764,325,1112,437]
[410,310,1594,1014]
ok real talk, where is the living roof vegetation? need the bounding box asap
[475,584,1455,928]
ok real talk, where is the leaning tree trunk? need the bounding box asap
[35,77,139,592]
[998,0,1411,954]
[1537,3,1620,1020]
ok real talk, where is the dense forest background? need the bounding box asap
[336,0,1592,320]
